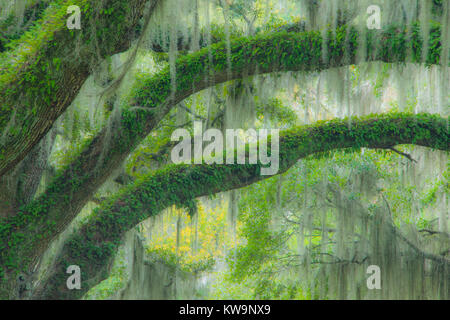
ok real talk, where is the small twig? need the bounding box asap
[388,147,417,163]
[156,121,192,129]
[419,229,450,237]
[381,193,449,264]
[129,105,153,113]
[210,108,225,127]
[177,102,206,121]
[91,196,107,204]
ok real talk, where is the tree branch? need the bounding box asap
[388,147,418,163]
[380,193,449,264]
[30,113,449,299]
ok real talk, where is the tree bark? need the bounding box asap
[0,127,56,218]
[0,0,156,177]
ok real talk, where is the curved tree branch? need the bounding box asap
[30,113,449,299]
[0,0,157,177]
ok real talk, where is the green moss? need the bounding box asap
[0,17,447,298]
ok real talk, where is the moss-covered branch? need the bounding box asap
[29,113,449,299]
[0,0,155,177]
[0,1,51,52]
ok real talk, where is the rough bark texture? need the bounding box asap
[32,113,449,299]
[0,128,55,219]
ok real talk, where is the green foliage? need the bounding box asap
[228,144,448,299]
[7,112,445,299]
[0,0,147,176]
[0,5,448,298]
[256,97,298,127]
